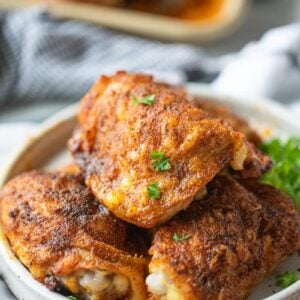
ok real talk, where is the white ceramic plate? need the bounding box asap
[0,85,300,300]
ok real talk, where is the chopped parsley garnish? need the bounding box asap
[147,182,160,199]
[275,272,300,288]
[260,137,300,208]
[131,94,155,106]
[150,151,171,172]
[172,233,191,242]
[67,296,77,300]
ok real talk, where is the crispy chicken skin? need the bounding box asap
[68,71,267,228]
[147,175,300,300]
[0,171,148,300]
[193,99,262,146]
[192,99,270,178]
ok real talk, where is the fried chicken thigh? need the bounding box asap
[147,175,300,300]
[69,71,269,228]
[0,171,148,300]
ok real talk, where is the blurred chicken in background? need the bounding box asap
[60,0,223,20]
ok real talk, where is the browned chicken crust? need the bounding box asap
[193,98,262,146]
[148,175,300,300]
[192,99,270,178]
[69,71,266,228]
[0,171,148,300]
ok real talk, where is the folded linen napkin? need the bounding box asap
[213,23,300,103]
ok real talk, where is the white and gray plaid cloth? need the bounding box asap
[1,6,300,106]
[0,6,300,300]
[0,6,223,107]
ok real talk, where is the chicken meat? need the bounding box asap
[69,71,269,228]
[147,175,300,300]
[0,170,149,300]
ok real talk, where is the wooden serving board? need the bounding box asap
[0,0,249,42]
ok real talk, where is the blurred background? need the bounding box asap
[0,0,300,122]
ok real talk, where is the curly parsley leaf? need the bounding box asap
[67,296,77,300]
[276,272,300,288]
[260,137,300,209]
[131,94,155,106]
[172,233,191,242]
[147,182,160,199]
[150,151,171,172]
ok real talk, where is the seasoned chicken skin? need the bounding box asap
[192,99,271,178]
[193,98,262,146]
[147,175,300,300]
[69,71,262,228]
[0,171,148,300]
[58,0,123,6]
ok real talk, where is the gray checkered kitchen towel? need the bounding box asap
[1,6,300,106]
[0,6,223,107]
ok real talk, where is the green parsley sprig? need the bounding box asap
[150,151,171,172]
[67,296,77,300]
[172,233,191,242]
[260,137,300,209]
[275,272,300,288]
[131,94,155,106]
[147,182,160,199]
